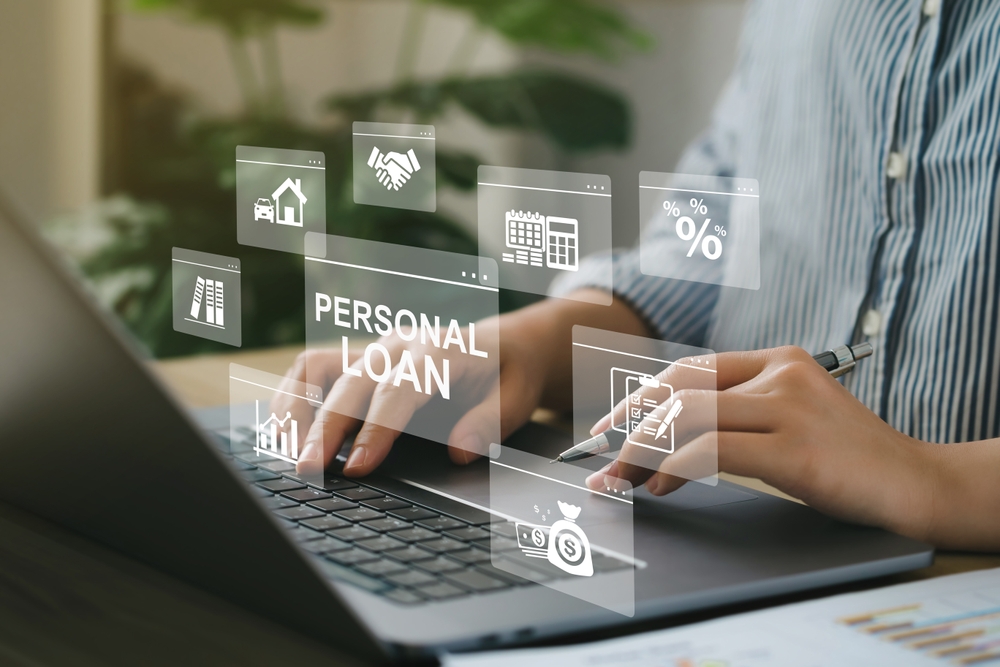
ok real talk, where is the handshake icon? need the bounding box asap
[367,146,422,192]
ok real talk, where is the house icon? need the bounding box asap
[271,177,307,227]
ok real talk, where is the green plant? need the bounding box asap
[52,0,649,358]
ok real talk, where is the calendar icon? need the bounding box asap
[502,210,579,272]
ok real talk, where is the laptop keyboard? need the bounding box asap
[217,435,530,605]
[220,428,630,606]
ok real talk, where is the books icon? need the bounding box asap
[172,247,241,347]
[188,276,225,328]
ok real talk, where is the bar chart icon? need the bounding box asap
[254,400,300,463]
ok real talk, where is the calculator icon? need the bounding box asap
[545,216,578,272]
[502,211,579,272]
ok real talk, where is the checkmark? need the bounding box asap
[630,393,641,404]
[630,407,642,419]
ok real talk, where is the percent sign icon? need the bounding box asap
[663,198,726,260]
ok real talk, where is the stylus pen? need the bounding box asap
[550,342,874,464]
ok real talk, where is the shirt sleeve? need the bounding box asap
[549,40,751,348]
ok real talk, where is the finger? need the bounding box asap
[606,391,772,481]
[296,357,378,475]
[343,371,427,476]
[644,431,777,495]
[272,350,345,440]
[447,362,537,466]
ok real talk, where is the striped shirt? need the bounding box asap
[556,0,1000,444]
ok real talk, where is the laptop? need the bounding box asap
[0,193,932,663]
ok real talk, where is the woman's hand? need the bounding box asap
[587,346,939,542]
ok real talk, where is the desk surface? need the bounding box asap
[1,347,991,665]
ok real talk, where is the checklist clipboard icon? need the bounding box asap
[610,367,675,454]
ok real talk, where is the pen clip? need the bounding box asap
[829,344,856,378]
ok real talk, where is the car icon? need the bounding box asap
[254,198,274,222]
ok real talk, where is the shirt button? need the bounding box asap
[922,0,940,18]
[887,152,908,180]
[862,309,882,337]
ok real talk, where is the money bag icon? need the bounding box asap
[547,501,594,577]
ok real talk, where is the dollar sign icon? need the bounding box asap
[531,527,546,547]
[556,532,583,565]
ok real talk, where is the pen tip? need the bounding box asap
[549,457,561,464]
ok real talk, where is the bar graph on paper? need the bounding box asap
[840,590,1000,664]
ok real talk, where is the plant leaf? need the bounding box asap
[426,0,652,61]
[129,0,325,36]
[327,70,631,153]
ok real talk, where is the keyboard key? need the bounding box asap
[329,525,380,542]
[387,507,438,522]
[309,476,358,492]
[257,460,296,473]
[262,496,298,510]
[385,546,435,563]
[335,487,383,502]
[356,558,409,577]
[307,497,358,513]
[301,515,351,532]
[360,496,411,511]
[325,549,380,566]
[241,469,280,483]
[317,558,388,592]
[415,557,465,574]
[490,522,517,538]
[419,537,467,553]
[275,517,297,530]
[258,478,306,493]
[391,527,438,543]
[475,565,528,586]
[444,527,491,542]
[251,486,273,498]
[282,488,333,503]
[364,518,411,532]
[384,588,425,605]
[494,556,553,583]
[301,537,352,554]
[385,570,437,587]
[487,536,520,552]
[416,516,466,532]
[289,528,324,543]
[335,507,385,522]
[356,535,407,553]
[274,506,325,521]
[449,548,491,565]
[444,569,508,592]
[416,582,466,600]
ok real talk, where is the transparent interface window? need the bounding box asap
[303,232,499,461]
[478,165,612,304]
[490,445,635,617]
[572,325,718,486]
[639,172,760,290]
[236,146,327,254]
[353,122,436,213]
[171,247,242,347]
[229,364,325,487]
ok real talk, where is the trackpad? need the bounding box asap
[634,479,758,514]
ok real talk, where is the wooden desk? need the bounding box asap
[0,348,991,664]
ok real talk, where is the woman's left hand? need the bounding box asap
[586,346,937,541]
